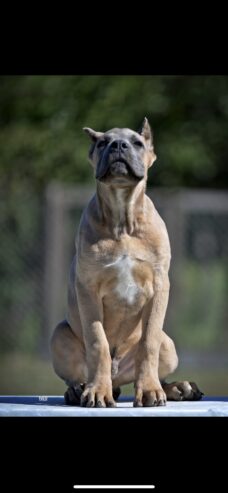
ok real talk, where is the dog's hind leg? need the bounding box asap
[50,320,122,405]
[158,332,179,380]
[159,332,203,401]
[50,320,88,405]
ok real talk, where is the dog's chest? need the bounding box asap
[104,254,153,305]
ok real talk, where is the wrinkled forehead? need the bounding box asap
[104,128,141,140]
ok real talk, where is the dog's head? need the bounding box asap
[83,118,157,187]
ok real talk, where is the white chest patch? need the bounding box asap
[105,255,140,304]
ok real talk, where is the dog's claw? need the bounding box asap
[133,400,143,407]
[189,382,204,400]
[163,381,204,401]
[106,401,116,408]
[158,399,166,406]
[97,400,105,408]
[192,391,204,401]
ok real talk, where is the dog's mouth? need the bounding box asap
[109,158,129,176]
[101,158,143,183]
[96,154,145,183]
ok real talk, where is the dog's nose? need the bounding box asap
[110,139,129,152]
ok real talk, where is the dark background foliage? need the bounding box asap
[1,75,228,192]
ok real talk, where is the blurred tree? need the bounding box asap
[0,75,228,192]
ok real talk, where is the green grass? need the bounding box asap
[0,352,227,397]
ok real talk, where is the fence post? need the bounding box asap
[42,183,67,357]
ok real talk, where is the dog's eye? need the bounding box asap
[134,140,144,148]
[97,140,106,149]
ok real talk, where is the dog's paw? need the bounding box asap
[81,383,116,408]
[134,386,167,407]
[112,386,121,401]
[162,381,204,401]
[64,384,85,406]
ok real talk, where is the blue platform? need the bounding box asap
[0,395,228,416]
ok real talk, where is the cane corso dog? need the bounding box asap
[51,118,203,407]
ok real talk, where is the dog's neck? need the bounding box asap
[96,180,146,239]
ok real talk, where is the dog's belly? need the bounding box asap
[103,254,154,309]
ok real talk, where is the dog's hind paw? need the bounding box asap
[162,381,204,401]
[64,384,85,406]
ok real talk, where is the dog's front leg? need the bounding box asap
[134,272,170,407]
[76,280,115,408]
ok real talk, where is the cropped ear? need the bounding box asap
[83,127,104,142]
[138,117,156,167]
[138,117,153,148]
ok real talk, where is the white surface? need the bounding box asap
[1,400,228,416]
